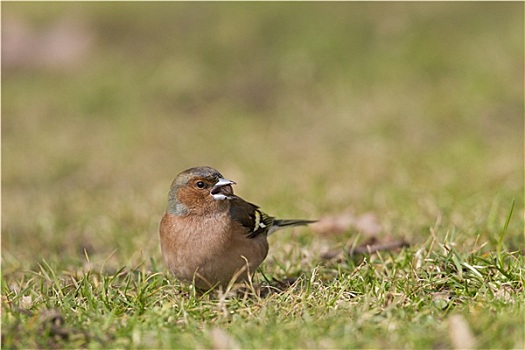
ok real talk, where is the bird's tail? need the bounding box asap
[269,219,316,235]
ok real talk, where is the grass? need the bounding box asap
[2,2,524,349]
[3,233,523,348]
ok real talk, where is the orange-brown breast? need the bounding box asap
[159,211,269,289]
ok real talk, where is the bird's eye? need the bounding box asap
[195,181,206,189]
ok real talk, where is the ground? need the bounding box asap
[2,2,524,349]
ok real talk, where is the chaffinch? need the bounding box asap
[159,166,315,290]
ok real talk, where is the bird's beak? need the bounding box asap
[211,178,236,200]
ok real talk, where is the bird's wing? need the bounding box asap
[228,198,275,239]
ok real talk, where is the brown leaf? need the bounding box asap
[209,327,240,350]
[448,314,476,349]
[321,238,409,260]
[311,209,382,237]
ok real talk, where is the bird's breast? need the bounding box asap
[159,212,269,288]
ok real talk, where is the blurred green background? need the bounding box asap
[2,2,523,272]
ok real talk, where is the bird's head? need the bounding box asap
[167,166,236,215]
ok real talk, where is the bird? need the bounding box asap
[159,166,315,290]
